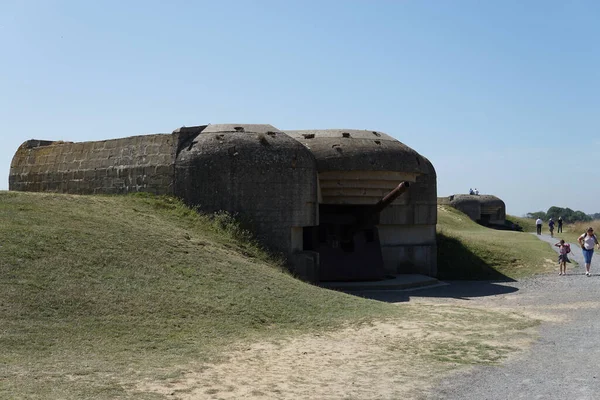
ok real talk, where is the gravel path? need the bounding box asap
[412,233,600,400]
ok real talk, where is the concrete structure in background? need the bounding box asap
[10,124,437,282]
[438,194,506,225]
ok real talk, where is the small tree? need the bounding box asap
[529,206,592,223]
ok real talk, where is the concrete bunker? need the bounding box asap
[10,124,437,282]
[288,129,437,281]
[439,194,506,226]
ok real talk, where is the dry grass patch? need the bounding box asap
[131,304,538,400]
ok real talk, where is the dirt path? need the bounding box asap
[134,233,597,399]
[137,321,443,399]
[421,234,600,400]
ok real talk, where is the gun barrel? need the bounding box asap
[373,181,410,214]
[344,181,411,238]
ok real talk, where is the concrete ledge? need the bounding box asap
[320,274,440,291]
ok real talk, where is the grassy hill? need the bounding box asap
[437,205,556,280]
[0,192,402,332]
[0,192,549,398]
[506,214,536,232]
[1,191,409,397]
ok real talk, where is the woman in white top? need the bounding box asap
[578,227,599,276]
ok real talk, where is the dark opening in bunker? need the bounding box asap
[304,204,386,282]
[479,214,491,225]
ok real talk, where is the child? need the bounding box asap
[554,239,571,275]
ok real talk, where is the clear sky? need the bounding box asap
[1,0,598,216]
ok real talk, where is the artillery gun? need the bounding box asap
[313,182,411,281]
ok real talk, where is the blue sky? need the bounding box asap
[1,0,598,216]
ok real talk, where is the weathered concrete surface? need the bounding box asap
[10,134,175,195]
[174,124,318,258]
[321,273,441,291]
[288,129,438,277]
[286,129,426,174]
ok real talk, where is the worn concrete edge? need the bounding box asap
[319,276,444,292]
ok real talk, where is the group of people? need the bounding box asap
[468,188,479,195]
[535,216,563,236]
[535,217,599,276]
[553,227,599,277]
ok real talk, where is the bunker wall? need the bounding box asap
[378,157,437,276]
[450,200,481,221]
[9,135,175,195]
[174,129,318,256]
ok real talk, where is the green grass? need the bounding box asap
[437,205,557,280]
[0,192,544,398]
[0,191,401,398]
[506,215,537,232]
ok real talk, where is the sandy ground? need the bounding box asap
[132,234,583,400]
[137,321,440,399]
[134,303,538,400]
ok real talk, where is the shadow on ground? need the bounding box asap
[342,233,520,303]
[436,233,516,281]
[327,232,522,303]
[352,280,519,303]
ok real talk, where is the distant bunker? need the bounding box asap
[438,194,506,225]
[10,124,437,282]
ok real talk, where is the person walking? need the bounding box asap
[557,217,563,233]
[536,218,543,235]
[554,239,571,275]
[578,227,599,276]
[548,218,555,238]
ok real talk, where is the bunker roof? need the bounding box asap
[449,194,505,206]
[202,124,282,134]
[286,129,430,175]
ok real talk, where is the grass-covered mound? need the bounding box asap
[505,215,536,232]
[437,205,556,280]
[0,191,401,397]
[0,192,547,398]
